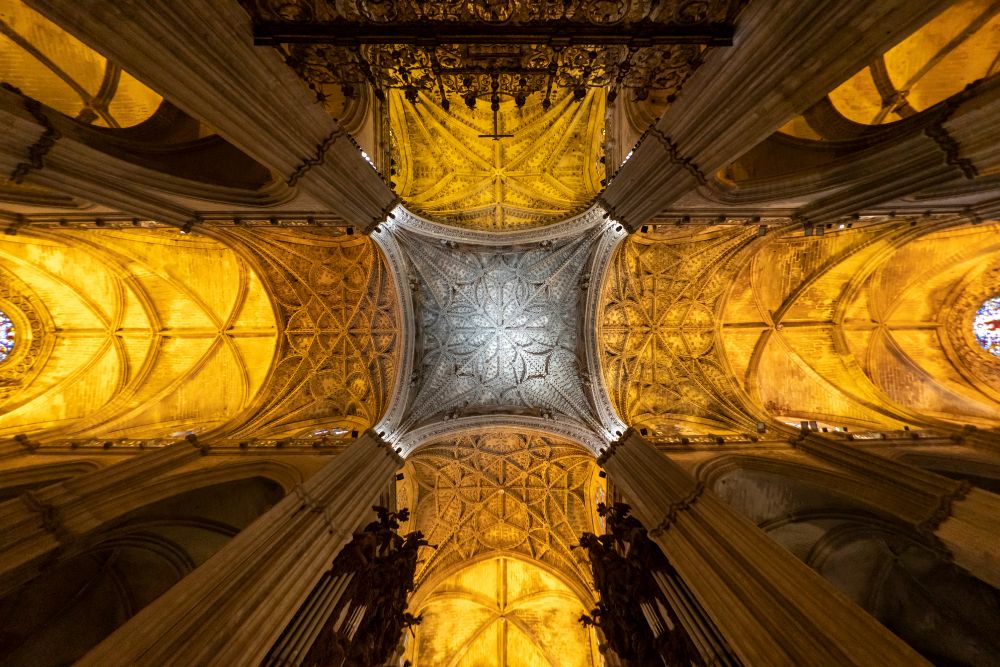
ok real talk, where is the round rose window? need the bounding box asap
[0,309,14,363]
[973,296,1000,358]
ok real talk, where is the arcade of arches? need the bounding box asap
[1,1,1000,666]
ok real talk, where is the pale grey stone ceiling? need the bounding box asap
[398,229,604,431]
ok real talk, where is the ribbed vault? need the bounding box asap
[391,89,605,230]
[398,430,602,667]
[0,229,277,440]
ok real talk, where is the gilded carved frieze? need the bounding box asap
[599,227,758,434]
[224,229,401,438]
[398,431,598,590]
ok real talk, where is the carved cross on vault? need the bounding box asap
[478,106,513,141]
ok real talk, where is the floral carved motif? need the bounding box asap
[401,228,602,429]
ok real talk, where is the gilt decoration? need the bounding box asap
[245,0,737,108]
[599,227,758,435]
[225,229,401,438]
[391,88,605,229]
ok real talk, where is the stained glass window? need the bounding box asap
[0,310,14,363]
[973,297,1000,358]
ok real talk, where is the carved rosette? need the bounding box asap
[0,267,53,406]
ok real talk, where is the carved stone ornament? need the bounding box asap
[390,219,615,434]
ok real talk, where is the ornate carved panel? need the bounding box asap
[399,226,603,430]
[390,89,606,230]
[599,227,758,434]
[224,229,401,438]
[400,431,598,590]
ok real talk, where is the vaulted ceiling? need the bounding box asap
[2,1,1000,664]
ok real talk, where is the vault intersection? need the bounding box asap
[389,222,609,435]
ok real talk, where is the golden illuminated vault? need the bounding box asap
[390,89,605,230]
[0,1,161,126]
[398,431,602,667]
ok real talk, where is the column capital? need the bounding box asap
[363,428,404,466]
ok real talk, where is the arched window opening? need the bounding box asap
[828,0,1000,125]
[0,1,161,127]
[0,309,14,363]
[0,476,284,666]
[973,296,1000,357]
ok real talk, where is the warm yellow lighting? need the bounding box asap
[405,556,600,667]
[0,229,276,439]
[390,88,606,230]
[0,0,162,126]
[829,0,1000,125]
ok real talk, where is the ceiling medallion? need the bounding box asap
[244,0,737,110]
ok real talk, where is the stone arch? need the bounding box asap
[403,553,601,667]
[699,454,1000,667]
[0,228,280,441]
[720,220,1000,433]
[0,474,285,665]
[0,459,99,502]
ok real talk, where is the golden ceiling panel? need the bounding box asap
[599,228,757,435]
[718,221,1000,431]
[0,0,161,126]
[390,88,606,230]
[398,431,598,590]
[0,229,277,440]
[405,556,599,667]
[222,230,401,439]
[825,0,1000,126]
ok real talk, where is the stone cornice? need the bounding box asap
[389,203,612,246]
[399,414,606,458]
[370,224,417,439]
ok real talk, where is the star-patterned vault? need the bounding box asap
[395,225,609,431]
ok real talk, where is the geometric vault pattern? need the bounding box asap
[392,89,606,231]
[600,228,757,435]
[401,229,601,429]
[399,432,597,590]
[225,230,401,438]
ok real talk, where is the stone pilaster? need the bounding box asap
[601,0,952,230]
[75,430,402,666]
[798,432,1000,589]
[27,0,395,228]
[0,436,206,595]
[600,429,928,666]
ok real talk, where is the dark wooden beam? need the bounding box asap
[253,19,734,47]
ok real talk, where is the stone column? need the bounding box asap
[796,77,1000,224]
[601,0,953,230]
[0,85,198,227]
[797,433,1000,589]
[76,430,402,667]
[27,0,396,229]
[0,436,207,596]
[600,429,928,667]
